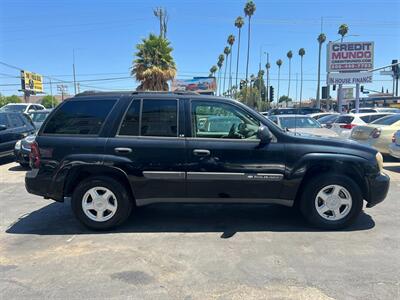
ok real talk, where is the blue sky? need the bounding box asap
[1,0,399,100]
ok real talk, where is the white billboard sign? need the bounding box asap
[327,72,373,85]
[327,42,374,72]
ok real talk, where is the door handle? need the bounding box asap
[114,147,133,154]
[193,149,210,157]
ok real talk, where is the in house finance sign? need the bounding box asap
[327,41,374,85]
[327,41,374,72]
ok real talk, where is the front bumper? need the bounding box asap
[366,172,390,208]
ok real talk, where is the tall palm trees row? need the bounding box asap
[210,1,256,96]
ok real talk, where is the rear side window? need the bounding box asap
[367,114,390,123]
[141,100,177,137]
[8,114,24,128]
[43,100,115,135]
[371,114,400,125]
[119,100,140,136]
[335,116,354,124]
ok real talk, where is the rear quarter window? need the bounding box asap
[335,116,354,124]
[42,99,116,135]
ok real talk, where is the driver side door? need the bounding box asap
[185,99,285,202]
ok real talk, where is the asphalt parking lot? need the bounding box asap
[0,157,399,300]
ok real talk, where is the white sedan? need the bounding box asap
[331,113,394,138]
[267,115,338,137]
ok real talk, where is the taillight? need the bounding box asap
[370,128,381,139]
[393,134,396,143]
[29,141,41,168]
[340,123,356,130]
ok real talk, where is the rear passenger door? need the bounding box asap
[105,98,186,205]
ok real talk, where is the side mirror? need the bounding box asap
[0,124,7,131]
[257,126,273,144]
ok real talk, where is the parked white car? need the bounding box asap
[389,130,400,159]
[331,113,394,138]
[267,114,339,137]
[350,114,400,154]
[350,107,400,114]
[0,103,45,114]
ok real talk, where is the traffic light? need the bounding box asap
[321,86,327,99]
[332,84,336,91]
[239,80,245,90]
[360,86,364,93]
[269,86,274,102]
[261,87,266,101]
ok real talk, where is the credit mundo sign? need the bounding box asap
[327,41,374,72]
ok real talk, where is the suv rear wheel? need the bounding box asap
[300,174,363,230]
[71,176,133,230]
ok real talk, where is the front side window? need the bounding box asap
[192,101,259,139]
[43,99,115,135]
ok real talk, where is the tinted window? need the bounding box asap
[43,100,115,135]
[368,114,390,123]
[119,100,141,136]
[8,114,24,128]
[318,114,339,124]
[335,116,354,124]
[192,101,259,139]
[371,114,400,125]
[0,114,9,126]
[279,117,321,128]
[141,100,177,137]
[30,112,49,122]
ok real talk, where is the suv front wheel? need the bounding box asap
[300,174,363,230]
[71,176,133,230]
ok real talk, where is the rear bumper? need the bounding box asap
[25,169,63,201]
[389,143,400,159]
[366,172,390,208]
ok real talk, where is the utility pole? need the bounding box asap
[49,77,54,108]
[266,53,270,104]
[73,48,77,95]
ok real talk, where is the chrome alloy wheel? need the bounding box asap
[82,187,118,222]
[315,184,352,221]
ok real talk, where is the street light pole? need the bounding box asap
[73,49,77,95]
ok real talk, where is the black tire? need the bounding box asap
[71,176,133,230]
[299,174,363,230]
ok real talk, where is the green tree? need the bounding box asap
[223,46,231,95]
[41,95,59,108]
[244,1,256,83]
[276,59,283,102]
[298,48,305,103]
[234,16,244,89]
[0,94,21,107]
[286,51,293,99]
[279,95,292,103]
[316,33,326,108]
[338,24,349,42]
[227,34,235,94]
[237,86,260,109]
[131,33,176,91]
[209,65,218,77]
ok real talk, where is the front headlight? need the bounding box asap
[14,140,21,150]
[376,152,383,172]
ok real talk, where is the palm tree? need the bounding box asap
[227,34,235,95]
[217,54,225,95]
[234,16,244,89]
[131,33,176,91]
[316,33,326,108]
[298,48,305,105]
[244,1,256,83]
[223,46,231,95]
[286,51,293,100]
[265,62,270,104]
[209,65,218,77]
[338,24,349,42]
[276,59,283,102]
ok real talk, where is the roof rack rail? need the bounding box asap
[75,90,201,97]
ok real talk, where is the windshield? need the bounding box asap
[280,116,322,128]
[0,104,26,112]
[30,112,49,122]
[371,114,400,125]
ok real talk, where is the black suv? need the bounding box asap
[25,92,389,230]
